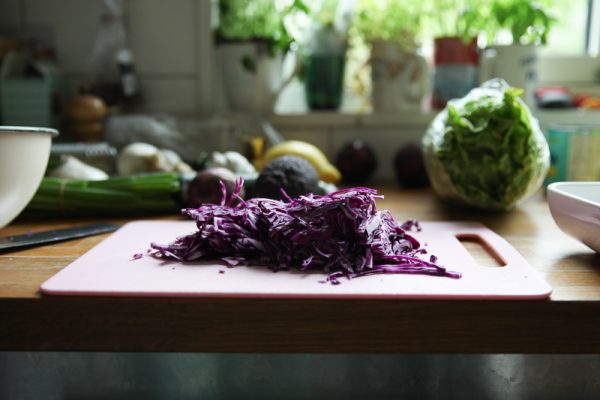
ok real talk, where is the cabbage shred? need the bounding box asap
[151,180,461,284]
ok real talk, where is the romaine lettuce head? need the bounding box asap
[422,79,549,210]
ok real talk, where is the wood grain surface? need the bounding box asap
[1,188,600,353]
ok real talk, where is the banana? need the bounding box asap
[256,140,341,184]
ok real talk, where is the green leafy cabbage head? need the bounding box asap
[423,79,549,210]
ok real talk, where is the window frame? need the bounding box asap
[201,1,600,118]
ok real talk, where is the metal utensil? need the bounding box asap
[0,223,119,252]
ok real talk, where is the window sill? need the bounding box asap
[269,79,600,130]
[269,111,435,129]
[267,108,600,130]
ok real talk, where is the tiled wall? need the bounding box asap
[0,0,216,114]
[0,0,421,183]
[1,1,597,185]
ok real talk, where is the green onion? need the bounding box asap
[24,173,182,217]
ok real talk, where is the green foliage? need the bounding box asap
[421,0,554,45]
[437,87,546,210]
[26,173,182,217]
[488,0,555,45]
[311,0,340,27]
[352,0,423,50]
[215,0,309,54]
[421,0,491,41]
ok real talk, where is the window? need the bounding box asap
[587,0,600,56]
[541,0,589,55]
[207,0,600,116]
[538,0,600,88]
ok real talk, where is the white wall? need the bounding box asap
[0,0,216,115]
[2,0,597,184]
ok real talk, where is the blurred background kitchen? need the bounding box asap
[0,0,598,192]
[2,1,600,399]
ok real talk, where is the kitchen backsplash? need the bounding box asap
[0,0,215,114]
[2,0,598,185]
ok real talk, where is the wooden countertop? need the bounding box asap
[1,188,599,353]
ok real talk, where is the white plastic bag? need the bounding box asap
[422,79,550,210]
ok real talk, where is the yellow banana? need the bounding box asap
[257,140,341,184]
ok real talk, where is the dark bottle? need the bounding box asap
[116,48,141,109]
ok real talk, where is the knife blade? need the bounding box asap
[0,223,120,252]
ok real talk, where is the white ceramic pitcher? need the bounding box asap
[218,42,296,115]
[479,44,539,106]
[370,41,429,113]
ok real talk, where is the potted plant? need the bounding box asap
[215,0,308,114]
[352,0,428,113]
[480,0,556,106]
[423,0,486,109]
[300,0,354,111]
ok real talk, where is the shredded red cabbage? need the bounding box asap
[150,179,461,284]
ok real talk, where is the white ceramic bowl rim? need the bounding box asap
[0,126,59,136]
[547,182,600,208]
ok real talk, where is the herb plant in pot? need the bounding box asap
[215,0,308,114]
[425,0,486,109]
[480,0,555,106]
[301,0,354,111]
[353,0,428,113]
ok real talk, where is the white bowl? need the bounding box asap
[547,182,600,253]
[0,126,58,229]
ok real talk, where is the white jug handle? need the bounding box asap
[416,55,430,101]
[278,50,300,95]
[478,48,496,85]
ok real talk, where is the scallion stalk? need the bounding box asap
[24,173,183,217]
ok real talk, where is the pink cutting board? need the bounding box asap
[40,220,552,299]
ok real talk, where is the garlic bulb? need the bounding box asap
[160,148,193,173]
[49,155,109,181]
[117,142,169,176]
[117,142,193,176]
[207,151,255,175]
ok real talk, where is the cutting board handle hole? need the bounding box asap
[456,234,507,268]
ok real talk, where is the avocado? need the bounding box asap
[253,155,320,200]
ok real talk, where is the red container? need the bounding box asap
[434,37,479,66]
[431,37,480,109]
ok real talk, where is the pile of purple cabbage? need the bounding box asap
[150,180,461,284]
